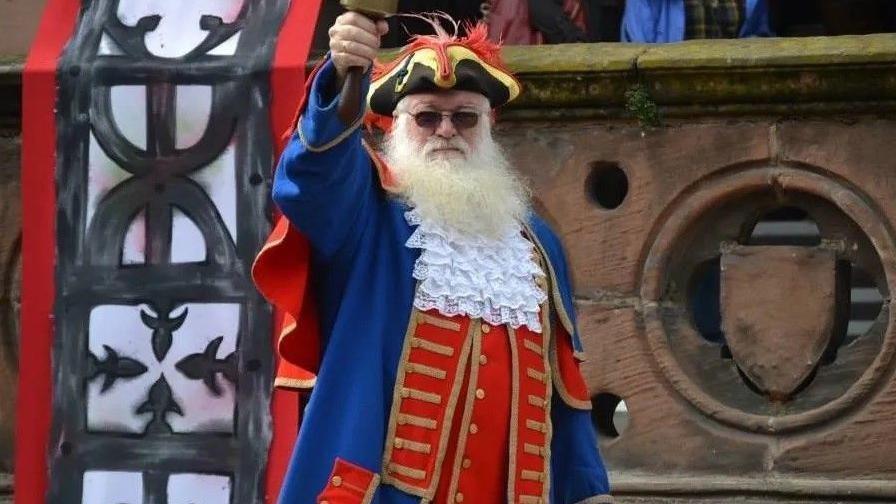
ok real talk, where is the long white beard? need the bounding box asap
[383,117,530,238]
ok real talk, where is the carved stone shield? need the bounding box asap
[720,245,839,401]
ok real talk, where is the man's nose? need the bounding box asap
[434,115,457,138]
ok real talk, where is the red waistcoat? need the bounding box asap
[379,252,591,503]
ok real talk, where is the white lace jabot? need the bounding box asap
[404,209,548,333]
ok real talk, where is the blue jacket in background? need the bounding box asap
[621,0,772,43]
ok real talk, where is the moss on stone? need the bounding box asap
[497,34,896,115]
[625,84,661,128]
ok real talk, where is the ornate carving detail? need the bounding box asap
[50,0,281,500]
[140,305,188,362]
[87,345,149,393]
[175,336,237,396]
[720,244,844,401]
[137,376,184,435]
[639,166,894,432]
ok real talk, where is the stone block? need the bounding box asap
[498,120,773,297]
[499,116,896,500]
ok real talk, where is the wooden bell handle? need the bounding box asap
[337,66,364,125]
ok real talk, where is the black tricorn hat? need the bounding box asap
[368,17,521,116]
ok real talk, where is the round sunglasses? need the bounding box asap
[406,110,483,131]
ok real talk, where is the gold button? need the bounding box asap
[462,458,472,469]
[475,389,485,399]
[331,475,342,487]
[469,423,478,434]
[455,492,464,502]
[394,439,403,448]
[479,354,488,365]
[481,324,491,334]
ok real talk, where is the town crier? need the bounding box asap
[253,11,613,504]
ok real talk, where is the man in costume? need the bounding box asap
[253,11,612,504]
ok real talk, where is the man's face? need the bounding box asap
[384,90,529,237]
[394,90,491,161]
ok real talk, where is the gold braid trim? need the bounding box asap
[273,376,317,390]
[296,110,364,153]
[360,473,381,504]
[445,323,484,503]
[411,337,454,356]
[406,362,447,380]
[402,387,442,405]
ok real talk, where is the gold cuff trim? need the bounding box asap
[296,112,364,153]
[411,337,454,357]
[523,443,545,456]
[362,473,381,504]
[397,413,437,429]
[523,339,544,356]
[526,368,546,382]
[527,395,546,408]
[526,419,548,433]
[273,376,317,390]
[387,463,427,481]
[406,362,447,379]
[520,496,544,504]
[402,387,442,404]
[394,438,432,454]
[418,313,462,331]
[341,479,371,493]
[521,470,545,482]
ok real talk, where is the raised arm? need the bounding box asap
[272,12,388,259]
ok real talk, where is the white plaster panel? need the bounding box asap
[174,85,212,150]
[122,209,147,265]
[98,32,126,55]
[86,304,159,433]
[110,85,148,150]
[171,207,207,263]
[163,303,238,433]
[168,473,232,503]
[190,142,238,243]
[207,32,242,56]
[116,0,245,58]
[82,471,143,504]
[86,303,239,434]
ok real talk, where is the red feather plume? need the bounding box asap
[372,13,511,85]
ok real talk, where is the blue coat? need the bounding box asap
[272,60,610,503]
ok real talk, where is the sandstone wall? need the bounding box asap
[0,0,47,58]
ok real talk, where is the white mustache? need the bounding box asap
[423,137,470,156]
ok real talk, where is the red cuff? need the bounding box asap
[317,458,380,504]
